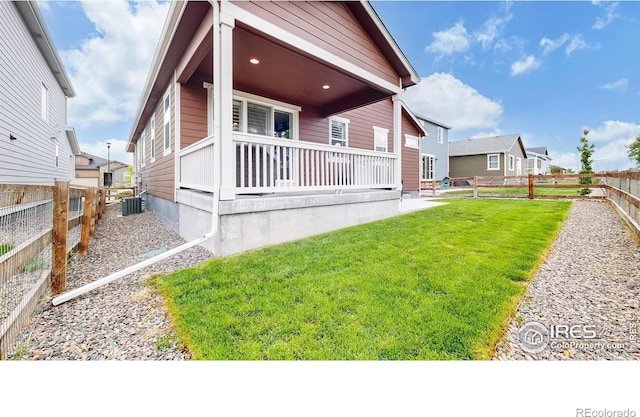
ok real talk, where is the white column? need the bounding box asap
[217,5,236,200]
[392,94,402,191]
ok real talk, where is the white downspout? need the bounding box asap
[52,1,223,306]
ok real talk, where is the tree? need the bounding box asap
[577,129,594,195]
[627,134,640,168]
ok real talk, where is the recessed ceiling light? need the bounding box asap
[322,84,330,90]
[249,58,260,65]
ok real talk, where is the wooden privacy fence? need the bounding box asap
[0,182,106,359]
[420,171,640,237]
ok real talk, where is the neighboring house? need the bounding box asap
[414,114,451,182]
[126,0,420,256]
[73,152,107,187]
[449,134,527,178]
[99,161,132,187]
[525,146,552,175]
[0,1,78,185]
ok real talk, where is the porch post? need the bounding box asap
[217,4,236,201]
[392,94,403,191]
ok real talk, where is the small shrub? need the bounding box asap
[0,243,12,257]
[116,190,134,200]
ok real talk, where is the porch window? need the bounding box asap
[487,154,499,170]
[163,89,171,155]
[508,155,515,171]
[329,117,349,147]
[421,154,435,180]
[374,126,388,152]
[233,93,296,139]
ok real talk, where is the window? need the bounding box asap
[508,155,515,171]
[233,93,297,139]
[404,134,419,149]
[163,89,171,155]
[75,156,81,164]
[421,154,435,180]
[437,126,444,144]
[329,117,349,147]
[373,126,389,152]
[487,154,499,170]
[141,129,146,167]
[41,83,48,121]
[150,114,156,162]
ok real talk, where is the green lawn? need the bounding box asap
[444,186,582,196]
[153,199,571,360]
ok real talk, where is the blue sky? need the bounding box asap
[39,1,640,171]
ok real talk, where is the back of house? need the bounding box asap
[127,0,422,255]
[449,134,527,178]
[0,1,78,185]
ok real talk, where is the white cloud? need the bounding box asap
[403,72,503,130]
[599,78,628,92]
[549,151,580,172]
[583,121,640,170]
[510,55,541,76]
[540,34,570,55]
[61,1,170,129]
[565,34,592,56]
[592,1,620,30]
[474,8,513,50]
[426,21,470,56]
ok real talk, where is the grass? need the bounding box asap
[444,187,583,196]
[0,243,12,257]
[153,199,571,360]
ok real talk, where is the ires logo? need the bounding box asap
[549,324,597,339]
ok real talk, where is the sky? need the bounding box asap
[38,0,640,171]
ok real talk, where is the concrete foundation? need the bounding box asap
[176,189,400,256]
[146,193,180,233]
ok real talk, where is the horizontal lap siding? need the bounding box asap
[449,154,499,178]
[401,115,421,192]
[0,2,71,185]
[140,81,175,201]
[180,76,207,149]
[233,1,398,86]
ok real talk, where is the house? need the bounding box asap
[99,161,132,188]
[399,106,429,197]
[449,134,527,178]
[126,0,420,256]
[414,114,451,182]
[0,1,78,185]
[73,152,106,187]
[525,146,552,175]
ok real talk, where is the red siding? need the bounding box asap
[233,1,398,86]
[180,74,208,149]
[401,113,421,192]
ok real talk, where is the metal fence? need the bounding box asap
[0,183,105,359]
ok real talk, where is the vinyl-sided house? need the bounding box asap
[415,114,451,182]
[0,1,78,185]
[449,134,527,178]
[126,0,420,255]
[525,146,552,175]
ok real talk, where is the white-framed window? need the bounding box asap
[41,83,48,121]
[421,154,435,180]
[233,91,298,139]
[163,89,171,155]
[374,126,389,152]
[508,155,515,171]
[141,129,146,167]
[404,134,419,149]
[487,154,499,170]
[150,114,156,162]
[329,116,349,147]
[437,126,444,144]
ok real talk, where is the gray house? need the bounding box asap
[0,1,78,185]
[414,114,451,181]
[449,134,527,178]
[525,146,552,175]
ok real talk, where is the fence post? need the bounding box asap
[90,188,97,237]
[79,187,94,257]
[432,179,436,197]
[52,181,69,295]
[528,174,534,199]
[473,176,478,198]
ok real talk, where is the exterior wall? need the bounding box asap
[233,1,398,86]
[505,144,527,177]
[138,79,176,201]
[527,154,552,175]
[420,120,449,180]
[71,177,98,187]
[180,73,208,149]
[0,2,73,185]
[400,113,421,194]
[449,154,504,178]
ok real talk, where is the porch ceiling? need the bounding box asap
[194,25,391,117]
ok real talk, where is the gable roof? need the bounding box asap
[413,113,452,130]
[75,152,107,170]
[525,146,549,156]
[13,1,75,97]
[401,102,428,137]
[449,134,526,157]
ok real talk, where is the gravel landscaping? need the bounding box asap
[7,199,639,360]
[494,200,640,360]
[7,203,213,360]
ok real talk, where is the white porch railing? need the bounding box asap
[179,135,216,192]
[233,133,398,194]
